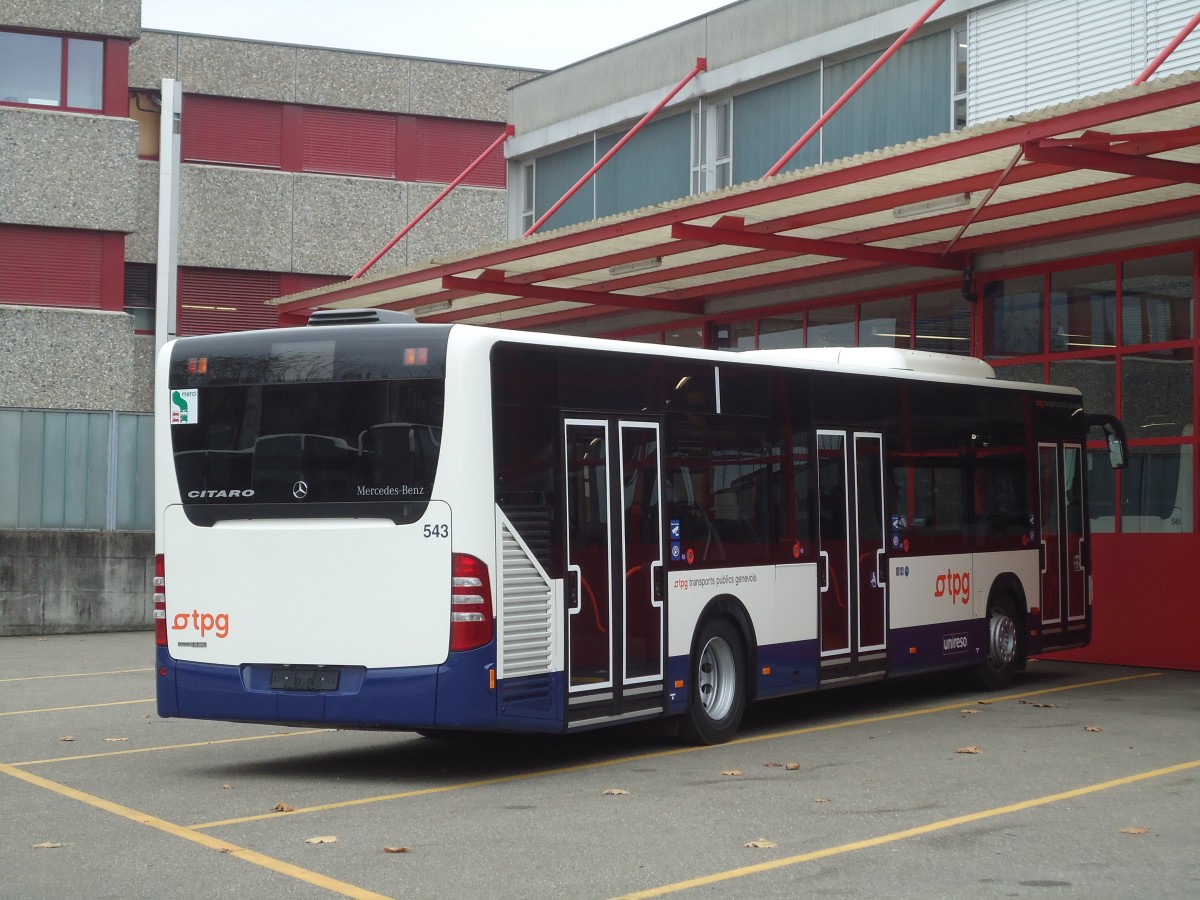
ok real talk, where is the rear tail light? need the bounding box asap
[450,553,493,652]
[154,554,167,647]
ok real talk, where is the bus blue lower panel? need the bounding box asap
[887,620,988,677]
[157,644,508,730]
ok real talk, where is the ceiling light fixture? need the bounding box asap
[609,257,663,276]
[893,193,973,219]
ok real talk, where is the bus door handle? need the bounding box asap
[818,551,829,593]
[1039,541,1047,574]
[567,564,583,615]
[875,548,887,586]
[650,561,664,608]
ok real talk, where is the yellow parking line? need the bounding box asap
[0,762,393,900]
[0,698,155,717]
[193,672,1159,830]
[0,667,153,683]
[612,757,1200,899]
[11,729,330,767]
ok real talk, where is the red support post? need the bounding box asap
[1134,10,1200,86]
[764,0,947,178]
[524,58,707,237]
[354,124,515,279]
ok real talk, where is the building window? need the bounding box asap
[520,163,535,234]
[758,316,805,349]
[691,99,732,194]
[0,30,103,110]
[987,247,1200,534]
[1051,264,1116,352]
[859,297,911,348]
[124,263,156,334]
[952,25,967,129]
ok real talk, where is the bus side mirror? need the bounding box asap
[1085,414,1128,470]
[1106,430,1127,470]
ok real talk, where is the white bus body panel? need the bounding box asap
[161,503,451,669]
[889,549,1040,627]
[666,563,818,658]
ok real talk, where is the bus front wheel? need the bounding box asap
[680,617,746,744]
[976,594,1021,691]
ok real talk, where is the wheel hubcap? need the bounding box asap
[697,636,736,720]
[988,610,1017,669]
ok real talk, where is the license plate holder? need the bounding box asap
[269,667,340,691]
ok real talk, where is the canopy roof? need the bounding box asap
[273,71,1200,332]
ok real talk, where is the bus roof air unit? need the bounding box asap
[307,309,418,327]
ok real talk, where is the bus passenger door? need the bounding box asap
[564,418,665,728]
[1039,442,1086,642]
[816,430,888,684]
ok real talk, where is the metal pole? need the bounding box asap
[765,0,947,177]
[524,58,707,237]
[1134,9,1200,86]
[354,124,515,278]
[155,78,182,356]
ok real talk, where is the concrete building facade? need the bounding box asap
[0,0,538,634]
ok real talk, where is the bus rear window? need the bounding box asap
[170,378,444,518]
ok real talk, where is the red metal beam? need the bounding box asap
[671,221,968,270]
[272,79,1200,317]
[523,58,707,236]
[1134,9,1200,85]
[1021,140,1200,184]
[354,124,514,278]
[440,274,703,314]
[765,0,947,177]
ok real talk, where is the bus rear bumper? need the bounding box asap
[156,646,496,730]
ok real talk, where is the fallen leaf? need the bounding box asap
[977,700,993,705]
[384,846,410,854]
[273,802,295,813]
[763,762,784,768]
[1120,827,1149,835]
[960,709,980,715]
[744,838,778,849]
[305,836,338,845]
[602,788,630,796]
[1085,726,1103,733]
[722,769,744,777]
[217,847,235,854]
[59,736,75,742]
[814,797,830,803]
[221,784,234,790]
[785,763,801,771]
[32,842,64,849]
[103,737,129,743]
[955,746,982,754]
[1031,703,1058,709]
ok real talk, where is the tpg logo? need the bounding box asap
[934,570,970,605]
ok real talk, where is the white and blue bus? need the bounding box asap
[154,310,1127,743]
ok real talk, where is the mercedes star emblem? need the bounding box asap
[292,480,309,499]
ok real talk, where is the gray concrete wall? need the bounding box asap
[0,107,139,231]
[126,161,509,276]
[0,0,140,38]
[0,305,153,412]
[0,530,153,635]
[130,31,540,121]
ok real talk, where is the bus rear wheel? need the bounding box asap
[680,618,746,744]
[976,595,1020,691]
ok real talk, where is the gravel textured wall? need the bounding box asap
[0,306,153,412]
[0,0,140,38]
[129,31,540,121]
[0,107,139,231]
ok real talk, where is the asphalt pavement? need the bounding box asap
[2,632,1197,899]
